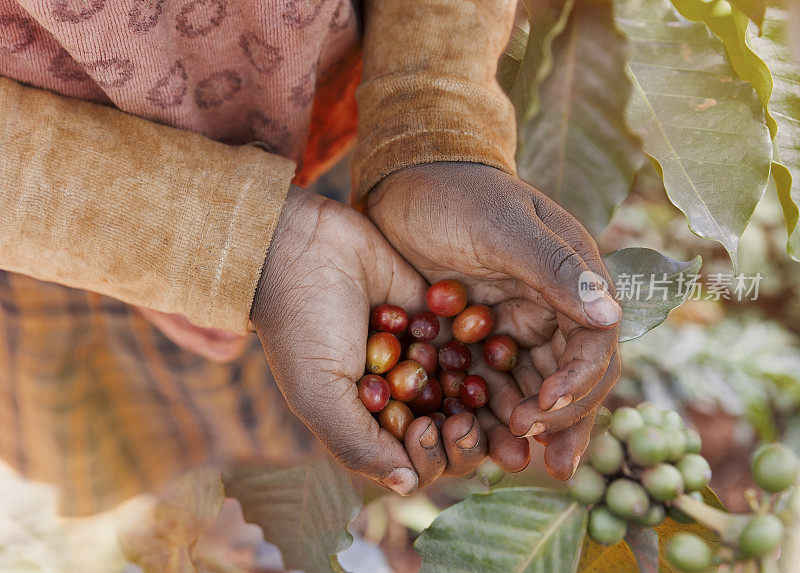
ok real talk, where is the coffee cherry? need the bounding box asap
[568,466,606,505]
[407,342,438,375]
[636,402,664,425]
[609,407,644,442]
[635,504,666,527]
[642,463,684,501]
[357,374,390,413]
[378,400,414,441]
[666,533,712,572]
[588,433,625,475]
[459,375,489,409]
[664,429,688,462]
[685,428,703,454]
[385,360,428,402]
[370,304,408,334]
[605,478,649,518]
[739,514,784,558]
[426,279,468,317]
[588,506,627,546]
[438,340,472,372]
[668,491,702,524]
[442,397,474,417]
[482,335,518,371]
[408,376,443,416]
[677,454,712,492]
[452,305,495,344]
[365,332,402,374]
[628,426,669,467]
[662,410,684,429]
[477,460,505,487]
[751,443,800,493]
[408,311,440,342]
[440,371,465,398]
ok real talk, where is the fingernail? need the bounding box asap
[524,421,547,437]
[549,394,573,412]
[456,419,480,450]
[583,295,621,326]
[419,422,438,449]
[571,455,581,478]
[380,467,418,496]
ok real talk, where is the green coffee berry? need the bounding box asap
[628,426,669,466]
[664,429,688,462]
[677,454,712,492]
[668,491,702,524]
[751,443,800,493]
[605,478,649,519]
[476,460,505,487]
[609,407,644,442]
[588,432,625,475]
[568,466,606,505]
[684,428,702,454]
[636,503,666,527]
[636,402,664,425]
[666,533,712,572]
[661,410,684,429]
[739,514,784,558]
[642,463,684,501]
[588,505,627,545]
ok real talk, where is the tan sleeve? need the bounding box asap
[352,0,518,201]
[0,77,294,334]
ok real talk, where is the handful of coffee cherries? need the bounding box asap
[359,280,518,441]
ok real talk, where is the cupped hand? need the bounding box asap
[251,186,513,494]
[368,162,622,479]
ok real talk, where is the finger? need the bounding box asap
[404,416,447,489]
[510,351,544,397]
[543,412,596,480]
[470,356,522,425]
[441,413,487,476]
[509,354,621,437]
[491,298,557,347]
[367,232,429,315]
[531,343,558,379]
[477,408,530,473]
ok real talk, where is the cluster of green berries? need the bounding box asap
[569,404,800,572]
[569,403,708,547]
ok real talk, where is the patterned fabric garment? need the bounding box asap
[0,0,360,515]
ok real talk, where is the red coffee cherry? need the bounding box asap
[440,371,465,398]
[438,340,472,372]
[452,305,495,344]
[378,400,414,441]
[408,376,443,416]
[482,335,519,371]
[426,279,468,317]
[357,374,390,413]
[370,304,408,334]
[408,311,440,342]
[460,374,489,409]
[442,397,475,417]
[365,332,401,374]
[407,342,438,375]
[385,360,428,402]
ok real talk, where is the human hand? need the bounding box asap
[250,186,527,494]
[368,162,622,479]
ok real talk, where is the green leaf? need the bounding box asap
[602,247,703,342]
[415,487,587,572]
[223,455,361,573]
[616,0,773,270]
[729,0,768,28]
[516,0,643,235]
[749,6,800,261]
[506,0,576,122]
[498,25,530,94]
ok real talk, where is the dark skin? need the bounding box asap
[368,162,621,480]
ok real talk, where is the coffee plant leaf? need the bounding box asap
[749,6,800,261]
[602,247,702,342]
[415,487,587,572]
[729,0,768,29]
[498,25,529,94]
[223,455,361,573]
[516,0,644,235]
[616,0,773,270]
